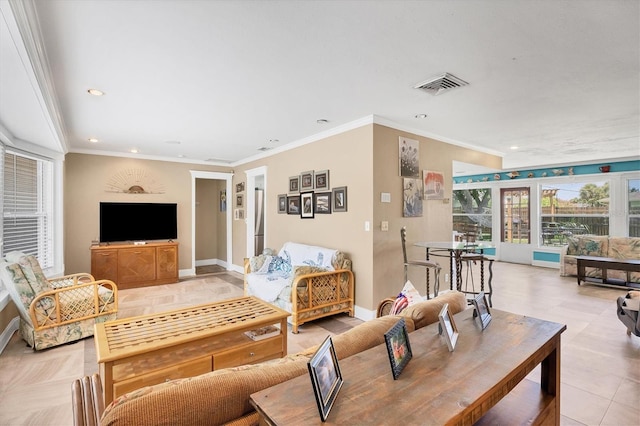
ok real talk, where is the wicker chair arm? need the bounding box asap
[29,280,118,330]
[49,272,96,288]
[290,269,354,304]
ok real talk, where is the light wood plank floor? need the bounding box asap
[0,262,639,425]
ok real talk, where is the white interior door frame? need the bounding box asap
[245,166,267,258]
[190,170,233,274]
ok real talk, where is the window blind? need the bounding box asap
[2,150,53,268]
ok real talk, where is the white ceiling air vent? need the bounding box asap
[414,73,469,95]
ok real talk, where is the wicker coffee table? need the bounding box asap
[94,296,289,405]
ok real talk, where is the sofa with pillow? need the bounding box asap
[74,291,467,426]
[560,235,640,283]
[244,242,354,333]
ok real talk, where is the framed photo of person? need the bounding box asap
[287,196,300,215]
[300,191,314,219]
[438,303,459,351]
[307,336,343,422]
[472,292,492,330]
[384,318,413,380]
[289,176,300,194]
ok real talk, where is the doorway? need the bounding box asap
[499,187,531,263]
[190,171,233,276]
[245,166,267,258]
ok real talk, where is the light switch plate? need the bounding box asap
[381,221,389,231]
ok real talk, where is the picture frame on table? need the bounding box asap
[308,336,343,422]
[332,186,347,212]
[472,292,492,330]
[277,194,287,214]
[300,170,315,191]
[438,303,459,351]
[314,170,330,191]
[314,192,332,214]
[289,176,300,194]
[287,195,300,215]
[300,191,314,219]
[384,318,413,380]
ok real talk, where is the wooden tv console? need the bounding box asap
[91,241,178,289]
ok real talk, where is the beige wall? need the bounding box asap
[64,154,228,273]
[0,302,18,339]
[371,125,502,308]
[232,126,375,308]
[60,124,500,313]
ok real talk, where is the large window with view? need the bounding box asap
[540,181,609,246]
[452,188,492,241]
[2,149,54,269]
[629,179,640,237]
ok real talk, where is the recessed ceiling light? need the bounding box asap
[317,119,329,124]
[510,146,519,150]
[88,138,99,143]
[130,149,138,154]
[269,139,279,143]
[415,114,428,119]
[177,154,185,158]
[87,88,105,96]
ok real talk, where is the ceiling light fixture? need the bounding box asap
[130,149,138,154]
[88,138,99,143]
[510,146,519,150]
[415,114,428,119]
[87,88,105,96]
[317,119,329,124]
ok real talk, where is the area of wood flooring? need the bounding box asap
[0,262,638,425]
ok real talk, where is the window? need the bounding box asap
[452,188,492,240]
[540,181,609,246]
[629,179,640,237]
[2,149,54,268]
[501,188,530,244]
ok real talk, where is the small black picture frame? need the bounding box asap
[314,192,332,214]
[472,292,492,329]
[384,318,413,380]
[287,195,300,214]
[308,336,343,422]
[438,303,459,352]
[332,186,347,212]
[300,191,314,219]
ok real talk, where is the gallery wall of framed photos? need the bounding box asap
[279,169,347,219]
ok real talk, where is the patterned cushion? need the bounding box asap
[2,263,36,313]
[4,252,51,294]
[566,235,609,257]
[390,281,422,315]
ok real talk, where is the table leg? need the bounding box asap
[541,336,561,426]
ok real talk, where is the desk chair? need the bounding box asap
[401,226,441,299]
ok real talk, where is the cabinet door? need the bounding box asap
[156,245,178,280]
[91,249,118,282]
[118,247,156,283]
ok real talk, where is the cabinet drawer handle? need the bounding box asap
[165,378,171,383]
[249,352,255,357]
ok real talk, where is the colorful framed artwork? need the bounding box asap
[384,318,413,380]
[277,194,287,214]
[287,195,300,215]
[300,170,315,191]
[314,170,330,191]
[438,303,459,351]
[332,186,347,212]
[472,292,492,330]
[308,336,343,422]
[423,170,445,200]
[314,192,331,214]
[300,191,314,219]
[289,176,300,194]
[399,136,419,177]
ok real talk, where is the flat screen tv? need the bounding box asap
[100,202,177,243]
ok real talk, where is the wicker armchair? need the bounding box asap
[0,252,118,350]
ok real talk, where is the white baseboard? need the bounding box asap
[0,316,19,356]
[354,305,375,321]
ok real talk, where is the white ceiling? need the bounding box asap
[1,0,638,172]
